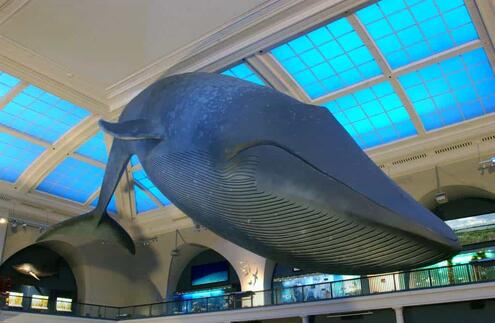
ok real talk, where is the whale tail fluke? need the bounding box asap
[36,210,136,255]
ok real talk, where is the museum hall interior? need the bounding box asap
[0,0,495,322]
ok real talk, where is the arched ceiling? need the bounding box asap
[0,0,495,229]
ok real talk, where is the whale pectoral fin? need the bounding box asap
[99,119,164,140]
[37,139,136,254]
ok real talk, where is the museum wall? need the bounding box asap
[0,218,275,307]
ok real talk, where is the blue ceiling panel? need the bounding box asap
[76,131,109,163]
[399,48,495,131]
[0,71,21,98]
[357,0,479,68]
[0,85,90,143]
[322,81,416,149]
[0,133,45,183]
[91,194,117,213]
[134,185,158,213]
[221,63,266,86]
[37,157,104,204]
[134,168,171,206]
[271,17,381,99]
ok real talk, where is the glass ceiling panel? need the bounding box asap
[399,48,495,131]
[357,0,479,68]
[133,168,171,206]
[0,85,90,143]
[0,71,20,97]
[0,133,45,183]
[134,185,158,213]
[76,131,108,163]
[37,157,104,204]
[221,63,266,86]
[91,194,117,213]
[271,17,381,99]
[322,81,416,149]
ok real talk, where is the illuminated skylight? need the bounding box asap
[91,194,117,213]
[0,133,45,183]
[37,157,104,203]
[399,48,495,131]
[0,71,20,97]
[357,0,478,68]
[133,168,171,206]
[221,63,266,86]
[322,81,416,148]
[76,131,109,163]
[0,85,90,143]
[134,185,158,213]
[271,17,381,99]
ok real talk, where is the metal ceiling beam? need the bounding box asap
[348,14,426,136]
[312,75,386,106]
[467,0,495,71]
[0,80,27,109]
[15,116,100,192]
[246,54,311,103]
[0,124,49,148]
[393,40,483,76]
[133,180,164,209]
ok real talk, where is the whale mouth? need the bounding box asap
[228,141,459,249]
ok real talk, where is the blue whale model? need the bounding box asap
[38,72,460,274]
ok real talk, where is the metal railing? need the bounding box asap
[2,260,495,320]
[0,295,120,320]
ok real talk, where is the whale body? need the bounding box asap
[39,72,460,274]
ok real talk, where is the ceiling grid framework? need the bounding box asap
[346,14,426,136]
[243,0,495,150]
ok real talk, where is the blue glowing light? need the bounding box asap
[322,81,416,148]
[37,157,104,203]
[221,63,266,86]
[0,71,20,97]
[0,133,45,183]
[178,288,225,300]
[271,17,381,99]
[76,131,108,163]
[134,185,158,213]
[357,0,478,68]
[399,48,495,131]
[0,85,90,143]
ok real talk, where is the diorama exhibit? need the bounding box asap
[0,0,494,322]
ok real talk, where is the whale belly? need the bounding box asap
[145,146,453,274]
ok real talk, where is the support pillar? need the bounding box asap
[301,316,310,323]
[0,215,8,262]
[394,307,404,323]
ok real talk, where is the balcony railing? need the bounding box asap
[1,260,495,320]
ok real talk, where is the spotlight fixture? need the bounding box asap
[11,220,17,228]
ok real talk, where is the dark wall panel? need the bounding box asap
[404,299,495,323]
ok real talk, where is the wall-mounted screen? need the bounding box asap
[191,261,228,286]
[56,297,73,312]
[31,295,48,310]
[6,292,23,307]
